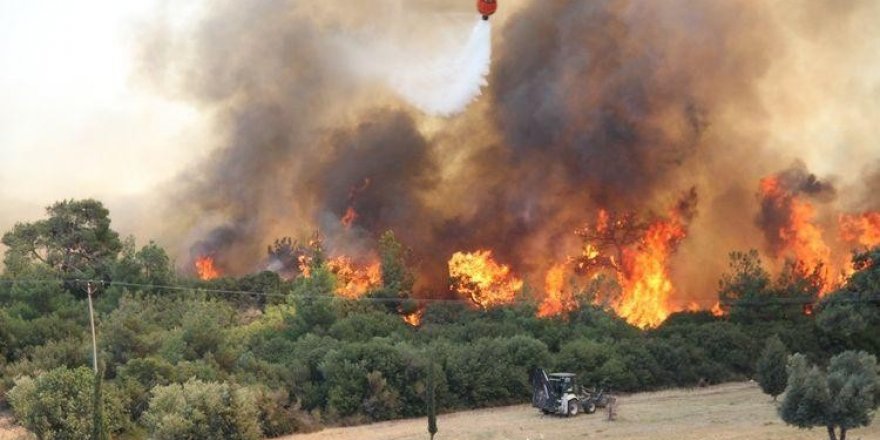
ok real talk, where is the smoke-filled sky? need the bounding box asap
[3,0,880,304]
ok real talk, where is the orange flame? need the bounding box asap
[840,212,880,248]
[710,301,725,317]
[326,256,381,298]
[341,206,358,229]
[596,209,610,232]
[403,309,423,326]
[341,178,371,230]
[195,256,220,280]
[759,176,832,292]
[448,250,523,309]
[785,199,831,275]
[297,254,312,278]
[538,263,576,317]
[614,216,686,328]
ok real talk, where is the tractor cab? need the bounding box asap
[548,373,577,395]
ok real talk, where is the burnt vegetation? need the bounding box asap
[1,200,879,439]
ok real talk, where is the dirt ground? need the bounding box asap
[0,412,28,440]
[277,382,880,440]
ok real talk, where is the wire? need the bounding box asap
[720,294,880,307]
[1,278,879,307]
[0,278,472,304]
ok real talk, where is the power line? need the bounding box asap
[720,294,880,307]
[1,278,879,307]
[0,278,471,304]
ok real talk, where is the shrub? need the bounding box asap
[755,335,788,400]
[254,388,321,437]
[7,366,127,439]
[142,379,261,440]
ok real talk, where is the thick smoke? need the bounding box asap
[140,0,880,303]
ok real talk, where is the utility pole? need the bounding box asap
[84,280,108,440]
[86,281,98,373]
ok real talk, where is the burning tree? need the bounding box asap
[195,256,220,280]
[448,250,523,309]
[568,193,693,328]
[267,234,325,279]
[757,168,834,291]
[572,210,646,276]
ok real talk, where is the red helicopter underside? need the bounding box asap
[477,0,497,20]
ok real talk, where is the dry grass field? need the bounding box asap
[278,382,880,440]
[0,413,27,440]
[1,382,876,440]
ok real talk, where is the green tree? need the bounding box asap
[142,379,261,440]
[817,248,880,354]
[756,335,788,401]
[90,370,109,440]
[2,200,122,290]
[113,238,175,293]
[718,250,771,321]
[719,251,818,322]
[780,354,829,434]
[7,366,125,440]
[371,230,416,314]
[780,351,880,440]
[289,266,338,336]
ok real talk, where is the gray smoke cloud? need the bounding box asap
[139,0,880,303]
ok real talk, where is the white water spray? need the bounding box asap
[341,18,492,117]
[389,19,492,117]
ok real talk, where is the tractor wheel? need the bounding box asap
[584,401,597,414]
[567,400,579,417]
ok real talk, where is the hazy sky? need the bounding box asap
[0,0,209,226]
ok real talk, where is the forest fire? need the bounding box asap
[340,207,359,229]
[754,166,880,297]
[537,263,575,318]
[614,217,687,328]
[326,257,382,298]
[840,212,880,248]
[448,250,523,309]
[166,1,880,332]
[402,309,423,326]
[564,199,692,328]
[185,172,880,329]
[341,178,371,230]
[195,256,220,280]
[758,174,833,290]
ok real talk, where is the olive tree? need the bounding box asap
[142,379,261,440]
[7,366,125,440]
[780,351,880,440]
